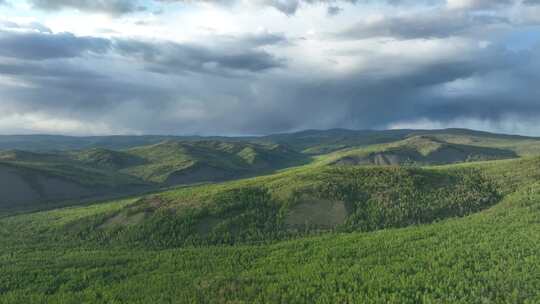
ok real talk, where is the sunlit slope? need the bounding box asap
[8,155,538,247]
[260,128,540,155]
[1,157,540,302]
[319,136,518,166]
[123,140,308,184]
[14,161,502,247]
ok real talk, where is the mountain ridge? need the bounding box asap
[1,128,538,152]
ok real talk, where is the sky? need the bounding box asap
[0,0,539,136]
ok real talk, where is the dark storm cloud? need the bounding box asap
[0,30,110,60]
[113,33,286,75]
[1,10,540,135]
[0,26,288,133]
[338,11,509,39]
[0,28,284,73]
[231,44,540,134]
[28,0,147,15]
[0,61,104,79]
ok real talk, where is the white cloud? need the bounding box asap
[446,0,513,10]
[0,112,119,135]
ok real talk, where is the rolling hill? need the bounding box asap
[1,128,540,215]
[1,156,540,302]
[51,163,501,247]
[259,128,540,155]
[123,140,307,184]
[322,135,518,166]
[0,159,149,215]
[0,140,308,214]
[3,128,540,156]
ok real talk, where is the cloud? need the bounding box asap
[113,32,287,75]
[1,2,540,136]
[0,26,288,134]
[446,0,514,10]
[157,0,442,15]
[0,26,284,73]
[114,39,285,74]
[3,24,539,136]
[337,10,509,39]
[0,30,110,60]
[28,0,147,15]
[0,20,52,33]
[327,5,343,16]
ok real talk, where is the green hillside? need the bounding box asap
[1,156,540,302]
[260,128,540,155]
[70,148,146,170]
[41,164,499,247]
[0,160,148,215]
[3,128,540,156]
[2,129,540,217]
[0,140,308,214]
[123,140,307,184]
[2,129,540,302]
[321,136,518,166]
[0,135,188,151]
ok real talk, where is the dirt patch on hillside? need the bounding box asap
[371,153,407,165]
[100,211,148,229]
[333,145,518,167]
[285,197,348,230]
[333,153,411,166]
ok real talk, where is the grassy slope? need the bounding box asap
[0,160,148,216]
[0,141,308,215]
[5,128,538,155]
[426,134,540,156]
[260,128,540,156]
[0,135,197,151]
[8,164,492,249]
[124,140,307,184]
[0,149,146,189]
[2,131,540,302]
[1,141,307,185]
[1,157,540,302]
[316,135,518,166]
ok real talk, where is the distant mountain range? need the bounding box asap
[0,128,537,153]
